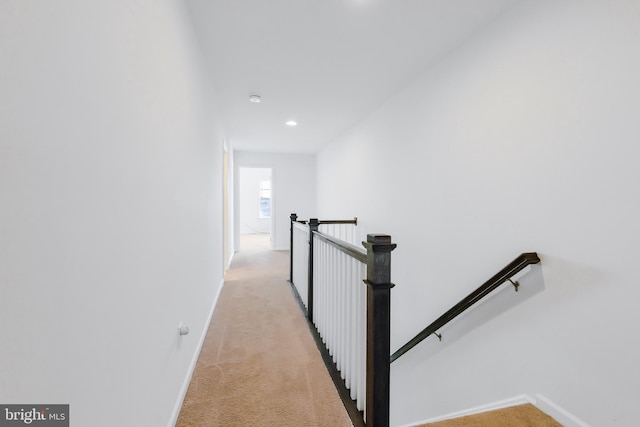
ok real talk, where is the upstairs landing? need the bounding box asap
[176,233,352,426]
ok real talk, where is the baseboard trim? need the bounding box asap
[398,395,534,427]
[399,394,589,427]
[167,278,225,427]
[534,394,590,427]
[226,252,234,270]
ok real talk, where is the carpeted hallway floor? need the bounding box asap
[176,233,352,427]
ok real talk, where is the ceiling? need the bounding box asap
[185,0,521,154]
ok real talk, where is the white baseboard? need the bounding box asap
[226,252,235,269]
[534,394,590,427]
[167,278,225,427]
[400,394,589,427]
[398,395,534,427]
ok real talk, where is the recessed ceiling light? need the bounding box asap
[286,120,297,126]
[249,95,261,103]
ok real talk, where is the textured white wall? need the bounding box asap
[0,2,224,426]
[317,0,640,425]
[234,151,316,250]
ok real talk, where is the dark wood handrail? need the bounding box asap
[312,230,367,263]
[390,252,541,363]
[292,221,309,229]
[295,218,358,226]
[318,218,358,225]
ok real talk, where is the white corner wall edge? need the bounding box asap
[227,251,235,270]
[167,278,225,427]
[534,394,591,427]
[398,393,589,427]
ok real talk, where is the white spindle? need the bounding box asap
[357,261,366,412]
[293,220,368,414]
[318,238,326,341]
[335,250,341,369]
[330,246,337,359]
[338,253,347,380]
[349,257,357,399]
[292,223,309,308]
[344,255,352,388]
[341,252,349,381]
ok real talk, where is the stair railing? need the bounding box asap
[290,213,540,426]
[289,213,395,427]
[390,252,541,363]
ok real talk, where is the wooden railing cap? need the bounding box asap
[363,234,397,252]
[367,234,391,243]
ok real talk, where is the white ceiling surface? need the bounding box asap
[185,0,521,154]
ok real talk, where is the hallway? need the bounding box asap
[176,234,352,426]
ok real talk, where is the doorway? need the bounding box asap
[238,167,272,251]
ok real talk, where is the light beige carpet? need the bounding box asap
[176,234,352,427]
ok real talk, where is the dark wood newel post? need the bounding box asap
[363,234,396,427]
[307,218,319,322]
[289,213,297,283]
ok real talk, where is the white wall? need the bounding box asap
[234,151,316,250]
[224,143,235,268]
[0,2,224,426]
[317,0,640,426]
[238,167,272,234]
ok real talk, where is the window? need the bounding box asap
[259,180,271,218]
